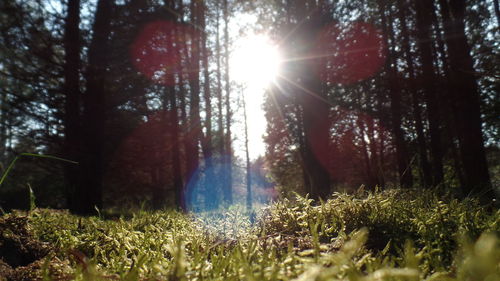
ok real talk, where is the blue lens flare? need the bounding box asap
[183,156,277,237]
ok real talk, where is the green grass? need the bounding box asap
[6,189,500,280]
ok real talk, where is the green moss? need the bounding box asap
[12,189,498,280]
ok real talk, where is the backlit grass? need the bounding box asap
[13,189,500,280]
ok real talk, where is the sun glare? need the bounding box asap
[230,34,281,89]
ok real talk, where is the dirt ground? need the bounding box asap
[0,215,51,281]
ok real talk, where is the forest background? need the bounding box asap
[0,0,498,214]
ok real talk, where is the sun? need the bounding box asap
[230,34,281,159]
[230,34,281,89]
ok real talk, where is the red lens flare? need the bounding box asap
[108,110,182,192]
[313,22,386,85]
[130,21,199,85]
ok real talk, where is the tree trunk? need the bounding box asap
[397,0,432,188]
[0,78,7,165]
[76,0,113,214]
[169,84,184,210]
[223,0,233,204]
[433,0,467,189]
[286,3,332,201]
[379,2,413,188]
[415,0,445,187]
[242,95,252,212]
[63,0,81,209]
[185,1,201,192]
[295,104,312,195]
[440,0,494,201]
[215,0,225,207]
[199,1,217,210]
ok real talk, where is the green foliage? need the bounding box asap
[19,190,500,280]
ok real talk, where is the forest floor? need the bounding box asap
[0,189,498,281]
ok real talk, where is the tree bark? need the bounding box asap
[242,95,252,212]
[63,0,81,209]
[223,0,233,204]
[290,7,331,201]
[379,2,413,187]
[440,0,494,201]
[77,0,113,214]
[397,0,432,188]
[0,81,6,164]
[199,1,217,210]
[185,0,201,192]
[415,0,445,187]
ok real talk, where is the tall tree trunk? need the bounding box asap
[199,1,217,210]
[242,94,252,212]
[295,104,312,195]
[215,0,226,206]
[169,85,184,210]
[223,0,233,204]
[215,0,224,162]
[63,0,81,209]
[440,0,494,201]
[379,2,413,187]
[415,0,445,187]
[397,0,432,188]
[300,64,331,200]
[186,0,201,188]
[171,0,186,210]
[0,79,7,165]
[433,0,467,189]
[77,0,113,214]
[287,4,331,201]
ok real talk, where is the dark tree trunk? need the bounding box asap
[184,0,202,208]
[170,0,189,211]
[215,0,226,207]
[0,84,6,164]
[397,0,432,188]
[377,116,386,187]
[440,0,494,201]
[301,93,331,200]
[379,2,413,187]
[292,9,332,201]
[297,38,331,199]
[415,0,445,187]
[169,85,184,210]
[295,104,312,195]
[63,0,81,209]
[199,1,217,210]
[76,0,113,215]
[223,0,233,204]
[433,0,467,189]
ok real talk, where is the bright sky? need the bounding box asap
[226,11,283,161]
[230,33,282,160]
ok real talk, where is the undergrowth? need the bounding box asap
[3,189,499,280]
